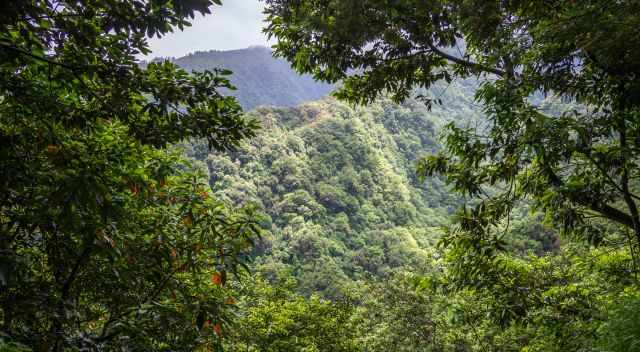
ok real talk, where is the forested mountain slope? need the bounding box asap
[170,46,334,109]
[188,95,469,295]
[181,52,554,295]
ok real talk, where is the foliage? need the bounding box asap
[224,274,360,352]
[597,288,640,352]
[262,2,640,349]
[350,245,636,352]
[353,271,439,352]
[190,96,462,296]
[0,1,260,350]
[219,243,636,351]
[4,0,640,349]
[263,0,640,261]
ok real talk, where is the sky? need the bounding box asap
[144,0,271,59]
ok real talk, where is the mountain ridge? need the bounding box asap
[164,46,335,110]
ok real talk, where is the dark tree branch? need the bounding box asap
[52,237,94,351]
[95,259,193,344]
[61,239,93,300]
[0,42,79,71]
[589,202,636,230]
[543,163,636,229]
[618,121,640,243]
[583,153,640,202]
[425,41,507,77]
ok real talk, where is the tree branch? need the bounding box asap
[95,259,193,344]
[618,120,640,242]
[425,42,507,77]
[61,239,93,300]
[543,163,636,229]
[0,42,79,71]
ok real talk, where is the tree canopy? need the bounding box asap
[0,1,260,350]
[264,0,640,265]
[3,0,640,350]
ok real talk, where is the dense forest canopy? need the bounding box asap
[264,0,640,249]
[2,0,640,351]
[0,1,259,350]
[260,0,640,349]
[196,97,457,296]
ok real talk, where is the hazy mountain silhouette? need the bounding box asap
[171,46,334,110]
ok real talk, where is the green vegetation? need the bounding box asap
[224,274,360,352]
[264,0,640,247]
[258,0,640,349]
[0,1,259,350]
[3,0,640,351]
[192,97,460,296]
[196,96,637,351]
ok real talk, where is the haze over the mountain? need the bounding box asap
[171,46,334,110]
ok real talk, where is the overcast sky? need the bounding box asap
[144,0,271,59]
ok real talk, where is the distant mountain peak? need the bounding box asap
[171,47,334,110]
[184,45,271,57]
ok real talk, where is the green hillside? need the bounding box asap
[184,90,623,352]
[189,96,460,296]
[184,70,560,296]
